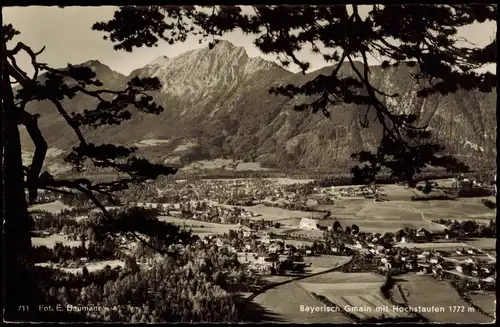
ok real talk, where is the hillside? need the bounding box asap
[20,40,496,173]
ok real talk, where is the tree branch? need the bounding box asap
[18,110,48,203]
[7,41,45,81]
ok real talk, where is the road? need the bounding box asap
[443,269,482,282]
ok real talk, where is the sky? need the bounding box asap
[3,5,497,76]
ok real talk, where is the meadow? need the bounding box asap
[468,292,496,318]
[157,216,238,236]
[251,281,350,323]
[393,274,492,323]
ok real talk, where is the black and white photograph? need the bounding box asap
[1,4,497,323]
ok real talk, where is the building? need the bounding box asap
[416,228,431,238]
[269,242,284,254]
[237,224,252,237]
[429,257,443,264]
[299,218,320,230]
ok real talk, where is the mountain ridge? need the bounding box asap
[20,41,496,172]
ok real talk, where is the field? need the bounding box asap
[406,199,496,222]
[157,216,238,236]
[393,274,493,323]
[239,204,325,221]
[251,281,350,323]
[468,292,496,317]
[239,192,471,234]
[395,242,465,249]
[277,239,314,247]
[307,256,351,274]
[134,138,170,147]
[29,200,72,214]
[236,253,349,274]
[265,178,314,185]
[280,228,324,240]
[31,234,88,248]
[36,260,124,274]
[182,159,273,171]
[462,238,496,251]
[298,272,409,320]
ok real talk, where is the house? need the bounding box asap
[442,261,455,270]
[238,224,252,237]
[483,273,496,283]
[375,245,385,255]
[215,238,224,247]
[417,251,430,260]
[466,249,476,255]
[255,253,267,264]
[417,266,429,275]
[432,264,443,275]
[429,257,443,264]
[416,228,431,238]
[455,249,463,255]
[269,243,283,254]
[401,255,411,262]
[299,218,320,230]
[482,267,492,274]
[306,199,319,206]
[456,265,463,273]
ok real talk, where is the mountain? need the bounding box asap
[20,40,496,172]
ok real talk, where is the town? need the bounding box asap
[29,174,496,323]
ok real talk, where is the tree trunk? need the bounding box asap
[1,8,37,320]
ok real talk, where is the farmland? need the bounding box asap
[36,260,125,274]
[31,234,88,248]
[182,158,273,172]
[307,256,351,274]
[157,216,238,236]
[462,238,496,251]
[251,281,350,323]
[298,272,409,320]
[30,200,72,214]
[27,175,496,323]
[395,242,468,249]
[239,204,324,221]
[391,274,493,323]
[468,292,496,317]
[251,271,409,322]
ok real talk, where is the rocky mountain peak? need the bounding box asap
[79,60,126,81]
[22,42,495,170]
[137,40,285,97]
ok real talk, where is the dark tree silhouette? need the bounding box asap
[333,220,343,233]
[1,8,190,321]
[93,4,496,186]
